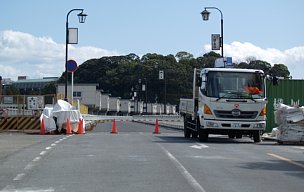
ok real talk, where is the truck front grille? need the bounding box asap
[214,110,258,119]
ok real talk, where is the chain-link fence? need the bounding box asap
[0,94,57,117]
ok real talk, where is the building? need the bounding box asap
[57,83,99,108]
[13,76,59,94]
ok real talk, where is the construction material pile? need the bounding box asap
[275,103,304,143]
[40,100,85,134]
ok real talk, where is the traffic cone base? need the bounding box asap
[153,119,160,134]
[111,119,118,134]
[40,117,46,135]
[66,118,72,134]
[77,118,84,134]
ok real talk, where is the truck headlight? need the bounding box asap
[206,121,219,127]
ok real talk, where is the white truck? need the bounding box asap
[179,67,268,142]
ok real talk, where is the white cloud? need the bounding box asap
[0,30,120,80]
[204,41,304,79]
[1,30,304,81]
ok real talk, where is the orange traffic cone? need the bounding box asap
[77,118,84,134]
[153,118,160,134]
[66,118,72,134]
[111,119,118,134]
[40,117,46,135]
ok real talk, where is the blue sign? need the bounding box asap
[67,60,78,72]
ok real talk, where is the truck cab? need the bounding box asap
[180,67,267,142]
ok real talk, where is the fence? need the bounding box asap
[0,94,57,131]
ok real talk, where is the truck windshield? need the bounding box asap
[204,71,265,99]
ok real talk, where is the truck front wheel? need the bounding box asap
[183,117,191,138]
[198,121,208,142]
[253,131,261,143]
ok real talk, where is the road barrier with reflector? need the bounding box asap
[0,116,40,131]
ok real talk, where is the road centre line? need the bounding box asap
[40,151,47,156]
[9,135,73,183]
[24,163,35,170]
[268,153,304,169]
[45,147,52,150]
[33,157,41,162]
[13,173,25,181]
[157,143,207,192]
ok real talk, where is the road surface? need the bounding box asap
[0,121,303,192]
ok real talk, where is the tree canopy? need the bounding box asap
[58,51,290,105]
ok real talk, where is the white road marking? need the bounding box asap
[191,155,232,160]
[13,173,25,181]
[157,143,207,192]
[32,157,41,162]
[40,151,47,156]
[0,186,55,192]
[293,146,304,150]
[8,136,71,184]
[190,143,209,149]
[24,163,35,170]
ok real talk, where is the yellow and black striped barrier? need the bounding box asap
[0,116,40,131]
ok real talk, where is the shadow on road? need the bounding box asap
[238,160,304,179]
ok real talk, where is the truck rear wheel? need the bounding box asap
[253,131,261,143]
[192,118,199,138]
[183,117,191,138]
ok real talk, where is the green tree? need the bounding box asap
[269,64,290,78]
[175,51,194,61]
[248,60,272,74]
[236,62,249,69]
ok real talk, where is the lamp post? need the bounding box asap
[64,9,87,101]
[201,7,224,57]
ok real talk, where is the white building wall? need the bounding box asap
[57,84,98,107]
[95,93,110,111]
[109,97,120,112]
[120,99,131,114]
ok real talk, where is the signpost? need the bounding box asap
[67,60,78,102]
[67,60,78,72]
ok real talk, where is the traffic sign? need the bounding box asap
[67,60,78,72]
[211,34,220,50]
[159,70,164,80]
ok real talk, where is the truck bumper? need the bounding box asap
[202,119,266,131]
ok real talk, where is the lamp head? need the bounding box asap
[77,11,87,23]
[201,9,210,21]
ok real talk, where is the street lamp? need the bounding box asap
[64,9,87,101]
[201,7,224,57]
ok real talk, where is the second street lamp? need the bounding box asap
[64,9,87,101]
[201,7,224,58]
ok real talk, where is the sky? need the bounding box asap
[1,0,304,80]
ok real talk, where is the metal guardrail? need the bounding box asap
[83,114,183,129]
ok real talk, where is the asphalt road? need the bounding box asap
[0,121,303,192]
